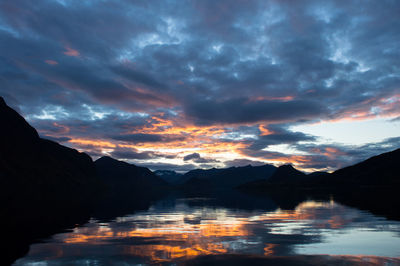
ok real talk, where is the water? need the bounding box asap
[13,196,400,265]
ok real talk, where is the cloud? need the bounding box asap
[183,153,201,161]
[185,98,325,125]
[63,46,80,57]
[247,124,316,150]
[112,133,185,143]
[110,146,178,161]
[110,147,154,160]
[183,152,219,164]
[112,134,163,143]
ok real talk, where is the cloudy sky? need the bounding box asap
[1,0,399,172]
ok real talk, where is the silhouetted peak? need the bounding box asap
[95,156,140,168]
[267,164,306,184]
[96,156,115,163]
[274,164,305,175]
[0,96,39,143]
[95,155,167,187]
[0,96,6,106]
[278,164,295,170]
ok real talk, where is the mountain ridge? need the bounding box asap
[95,156,168,194]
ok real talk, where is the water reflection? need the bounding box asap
[14,198,400,265]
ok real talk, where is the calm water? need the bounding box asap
[14,196,400,265]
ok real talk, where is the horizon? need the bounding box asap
[1,0,399,173]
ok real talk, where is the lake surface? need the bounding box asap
[13,195,400,265]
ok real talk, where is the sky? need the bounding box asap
[0,0,399,173]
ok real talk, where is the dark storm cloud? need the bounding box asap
[185,98,325,125]
[111,65,169,91]
[110,146,177,161]
[247,124,316,151]
[31,114,150,142]
[112,133,185,143]
[183,153,201,161]
[0,0,399,170]
[113,134,163,143]
[183,152,219,164]
[111,148,154,160]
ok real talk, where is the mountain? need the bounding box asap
[267,164,307,184]
[239,164,309,189]
[95,156,167,194]
[328,148,400,186]
[307,171,329,178]
[154,170,183,184]
[0,96,98,204]
[181,164,277,189]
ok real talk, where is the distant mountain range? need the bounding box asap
[180,164,277,188]
[154,170,183,184]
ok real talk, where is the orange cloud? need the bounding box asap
[259,125,273,136]
[64,46,80,57]
[251,95,294,102]
[68,138,116,148]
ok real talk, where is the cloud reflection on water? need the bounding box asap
[14,199,400,265]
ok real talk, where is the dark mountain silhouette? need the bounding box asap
[240,148,399,189]
[181,164,277,189]
[239,164,308,189]
[154,170,183,184]
[0,96,98,203]
[267,164,307,184]
[239,148,400,221]
[307,171,329,178]
[328,148,400,186]
[95,156,167,194]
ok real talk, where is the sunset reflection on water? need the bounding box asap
[14,198,400,265]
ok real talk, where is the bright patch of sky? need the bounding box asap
[83,104,110,120]
[30,106,69,120]
[264,144,309,155]
[135,17,185,49]
[213,132,257,141]
[292,118,400,146]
